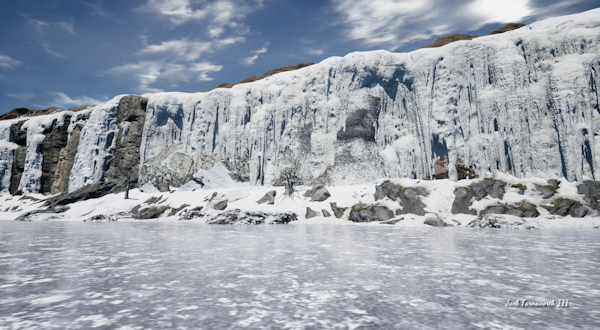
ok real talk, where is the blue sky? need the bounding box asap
[0,0,598,115]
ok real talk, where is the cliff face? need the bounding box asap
[0,9,599,195]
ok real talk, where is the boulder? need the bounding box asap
[322,209,331,217]
[375,181,429,215]
[424,217,451,227]
[577,180,600,213]
[349,204,394,222]
[330,202,347,218]
[206,209,298,225]
[380,217,403,225]
[168,204,190,216]
[534,184,557,199]
[305,207,319,219]
[44,179,129,209]
[257,190,276,204]
[303,184,331,202]
[451,187,476,215]
[472,179,506,200]
[467,214,530,229]
[213,200,228,210]
[134,205,171,219]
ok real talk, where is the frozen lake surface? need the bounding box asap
[1,222,599,329]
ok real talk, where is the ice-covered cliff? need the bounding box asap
[1,8,599,195]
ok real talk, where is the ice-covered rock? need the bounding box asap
[1,9,599,196]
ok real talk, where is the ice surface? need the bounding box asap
[0,222,599,328]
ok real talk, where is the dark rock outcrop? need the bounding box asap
[322,209,331,217]
[482,201,539,218]
[451,186,477,215]
[349,203,394,222]
[374,181,429,215]
[9,121,27,194]
[206,209,298,224]
[104,95,148,184]
[39,117,71,194]
[257,190,276,204]
[303,184,331,202]
[330,202,347,218]
[51,118,87,194]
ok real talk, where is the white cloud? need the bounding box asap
[138,0,262,37]
[332,0,534,48]
[140,39,212,61]
[307,48,324,55]
[22,14,75,35]
[467,0,533,28]
[107,60,222,92]
[0,53,23,69]
[7,92,36,100]
[41,42,68,58]
[48,92,106,108]
[243,46,268,65]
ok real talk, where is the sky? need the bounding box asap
[0,0,598,115]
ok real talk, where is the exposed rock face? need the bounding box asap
[374,181,428,215]
[349,204,394,222]
[9,121,27,194]
[206,209,298,224]
[104,95,148,185]
[51,121,86,194]
[257,190,276,204]
[303,184,331,202]
[472,179,506,200]
[133,205,171,219]
[39,116,71,194]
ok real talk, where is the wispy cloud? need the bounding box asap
[32,92,106,109]
[106,60,222,92]
[81,2,118,20]
[22,14,75,35]
[332,0,534,48]
[307,48,324,55]
[7,92,37,100]
[41,42,68,58]
[139,39,213,61]
[137,0,263,37]
[0,53,23,69]
[243,46,268,65]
